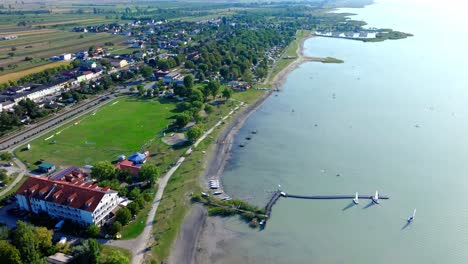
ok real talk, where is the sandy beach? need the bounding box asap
[169,33,313,264]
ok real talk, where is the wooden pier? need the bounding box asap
[265,191,282,218]
[284,194,390,200]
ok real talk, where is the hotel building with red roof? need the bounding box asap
[15,176,119,226]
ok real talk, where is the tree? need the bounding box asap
[11,221,41,264]
[138,163,160,184]
[222,88,233,100]
[207,81,220,98]
[189,89,204,103]
[110,221,122,235]
[98,249,129,264]
[116,207,132,225]
[183,75,194,89]
[242,68,254,86]
[126,202,140,216]
[72,239,100,264]
[174,113,191,128]
[0,240,22,264]
[139,66,153,79]
[33,226,53,255]
[86,224,100,238]
[0,152,13,161]
[137,85,145,96]
[146,89,153,97]
[91,161,115,181]
[204,104,214,114]
[187,126,203,143]
[200,85,211,101]
[184,60,195,69]
[0,170,9,184]
[127,188,141,200]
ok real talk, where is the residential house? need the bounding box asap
[110,59,128,68]
[163,72,181,84]
[59,53,72,61]
[115,160,140,176]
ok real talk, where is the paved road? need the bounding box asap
[0,157,27,198]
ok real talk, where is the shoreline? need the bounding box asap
[169,33,314,264]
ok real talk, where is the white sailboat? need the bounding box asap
[407,209,416,222]
[353,192,359,204]
[372,190,380,204]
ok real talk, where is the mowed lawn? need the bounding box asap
[16,97,176,168]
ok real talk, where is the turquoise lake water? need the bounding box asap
[218,0,468,263]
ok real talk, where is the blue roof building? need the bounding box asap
[128,152,147,164]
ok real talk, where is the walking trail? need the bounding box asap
[102,100,245,264]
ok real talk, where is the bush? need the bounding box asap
[208,207,236,217]
[110,221,122,235]
[127,202,140,216]
[0,152,13,161]
[86,224,100,238]
[204,104,214,114]
[116,207,132,225]
[142,193,152,202]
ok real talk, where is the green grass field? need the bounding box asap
[16,97,177,168]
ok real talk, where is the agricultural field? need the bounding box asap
[0,60,70,84]
[16,97,177,169]
[0,29,129,81]
[0,10,129,82]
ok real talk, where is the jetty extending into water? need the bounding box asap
[262,190,390,225]
[283,193,390,200]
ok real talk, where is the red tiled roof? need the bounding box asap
[115,160,140,175]
[16,177,117,212]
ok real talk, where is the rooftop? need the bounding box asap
[16,176,117,212]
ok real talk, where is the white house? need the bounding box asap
[16,177,119,226]
[110,59,128,68]
[163,72,181,84]
[60,53,72,61]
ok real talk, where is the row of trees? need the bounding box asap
[0,99,48,136]
[91,161,160,185]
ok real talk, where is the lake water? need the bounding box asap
[218,0,468,263]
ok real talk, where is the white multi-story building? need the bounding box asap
[16,177,119,226]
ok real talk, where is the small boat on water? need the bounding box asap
[213,191,223,195]
[353,192,359,205]
[372,190,380,204]
[407,209,416,223]
[221,196,232,201]
[252,130,257,134]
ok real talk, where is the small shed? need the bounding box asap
[47,252,74,264]
[39,162,55,173]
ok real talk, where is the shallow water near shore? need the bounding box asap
[214,0,468,263]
